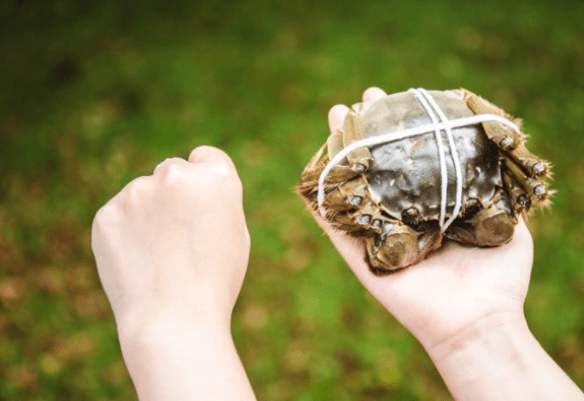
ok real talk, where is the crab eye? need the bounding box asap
[405,207,419,217]
[402,207,420,222]
[371,219,382,229]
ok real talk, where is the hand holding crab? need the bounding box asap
[302,87,537,349]
[306,91,583,401]
[298,87,551,273]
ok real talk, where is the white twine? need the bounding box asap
[412,88,465,230]
[317,89,520,231]
[407,88,450,229]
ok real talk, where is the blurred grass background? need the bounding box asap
[1,0,583,399]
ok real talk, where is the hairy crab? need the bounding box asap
[297,88,552,273]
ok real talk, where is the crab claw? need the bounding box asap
[365,222,442,273]
[446,195,515,247]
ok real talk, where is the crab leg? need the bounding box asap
[301,161,367,185]
[302,106,375,187]
[464,92,552,179]
[445,189,515,247]
[505,145,551,177]
[502,170,531,214]
[300,142,366,186]
[353,198,386,234]
[300,108,377,209]
[322,176,370,213]
[324,179,388,234]
[463,89,552,209]
[503,157,549,204]
[325,175,444,272]
[465,94,523,149]
[338,110,374,171]
[331,192,443,273]
[297,147,361,218]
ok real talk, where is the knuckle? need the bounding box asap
[112,175,153,210]
[165,157,183,164]
[162,163,189,186]
[209,160,232,177]
[125,177,148,198]
[209,164,242,195]
[92,202,119,234]
[154,157,183,174]
[208,161,238,183]
[92,207,106,230]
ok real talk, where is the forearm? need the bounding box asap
[118,313,257,401]
[427,312,584,401]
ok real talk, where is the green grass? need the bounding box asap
[1,0,584,399]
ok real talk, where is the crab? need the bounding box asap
[297,88,552,274]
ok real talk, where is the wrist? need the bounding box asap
[422,311,584,400]
[426,310,529,364]
[425,310,538,398]
[116,306,231,353]
[115,307,257,401]
[117,309,233,385]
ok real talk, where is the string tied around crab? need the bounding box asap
[317,87,521,233]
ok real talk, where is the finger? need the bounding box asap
[153,157,188,175]
[113,175,153,209]
[188,145,237,170]
[362,87,387,103]
[327,104,350,135]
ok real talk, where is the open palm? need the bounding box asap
[321,87,534,350]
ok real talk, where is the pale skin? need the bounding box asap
[321,87,584,400]
[91,89,584,400]
[91,146,257,401]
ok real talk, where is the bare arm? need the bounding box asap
[118,314,255,401]
[429,312,583,401]
[91,146,256,401]
[321,87,584,401]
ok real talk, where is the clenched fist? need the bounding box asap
[91,146,250,336]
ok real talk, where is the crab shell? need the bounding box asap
[362,91,501,223]
[298,89,552,274]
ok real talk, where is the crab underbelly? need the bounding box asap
[365,125,502,222]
